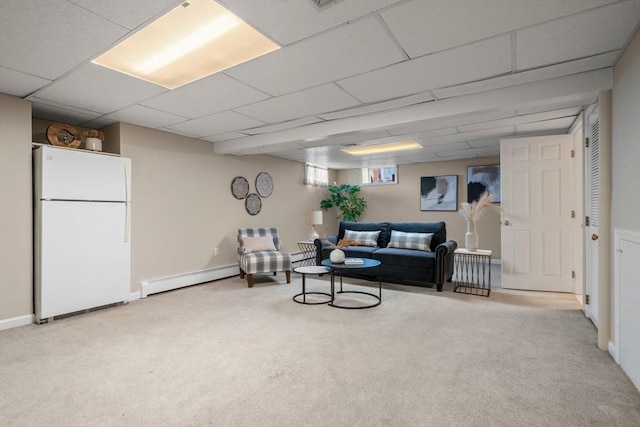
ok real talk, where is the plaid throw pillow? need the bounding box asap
[344,229,380,247]
[387,230,434,252]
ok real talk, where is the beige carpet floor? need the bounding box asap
[1,272,639,427]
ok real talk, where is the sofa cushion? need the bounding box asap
[387,230,434,252]
[338,222,390,247]
[373,247,436,269]
[344,229,380,247]
[389,222,446,251]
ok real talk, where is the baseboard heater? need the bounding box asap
[139,264,240,298]
[139,252,308,298]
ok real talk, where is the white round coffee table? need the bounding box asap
[293,266,332,305]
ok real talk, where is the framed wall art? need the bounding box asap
[467,164,501,203]
[420,175,457,211]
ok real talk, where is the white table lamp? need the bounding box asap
[306,211,323,241]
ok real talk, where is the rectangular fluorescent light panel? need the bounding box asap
[341,140,422,156]
[92,1,279,89]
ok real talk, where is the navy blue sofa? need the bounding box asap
[314,221,457,292]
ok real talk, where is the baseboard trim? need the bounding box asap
[491,259,502,266]
[608,340,619,364]
[139,264,240,298]
[129,291,141,301]
[0,314,35,331]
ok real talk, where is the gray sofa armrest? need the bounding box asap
[314,236,337,265]
[435,240,458,291]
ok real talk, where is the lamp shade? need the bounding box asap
[306,211,323,225]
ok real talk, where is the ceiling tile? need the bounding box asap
[338,35,512,103]
[299,130,393,149]
[166,111,265,137]
[69,0,179,30]
[235,84,360,123]
[516,1,640,70]
[458,108,582,132]
[433,51,619,99]
[467,139,501,149]
[515,117,577,133]
[33,64,166,114]
[419,126,517,147]
[105,105,187,129]
[226,17,406,96]
[0,0,127,80]
[381,0,616,58]
[203,132,248,143]
[31,101,98,125]
[0,67,50,97]
[387,110,515,137]
[141,73,269,119]
[318,92,435,121]
[243,117,323,135]
[80,117,117,129]
[221,0,401,45]
[516,97,596,115]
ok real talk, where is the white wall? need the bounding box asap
[611,30,639,345]
[612,31,640,233]
[0,94,32,322]
[117,123,329,292]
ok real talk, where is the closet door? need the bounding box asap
[585,108,600,326]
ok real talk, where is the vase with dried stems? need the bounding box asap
[322,238,358,264]
[459,192,493,251]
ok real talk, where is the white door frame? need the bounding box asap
[569,114,585,305]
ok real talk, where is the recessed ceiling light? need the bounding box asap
[341,140,422,156]
[92,0,279,89]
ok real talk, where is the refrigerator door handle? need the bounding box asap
[123,161,131,243]
[124,161,131,203]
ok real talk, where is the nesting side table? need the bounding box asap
[297,241,317,267]
[293,266,332,305]
[453,248,492,297]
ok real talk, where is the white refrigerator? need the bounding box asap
[33,145,131,323]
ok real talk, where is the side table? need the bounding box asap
[321,258,382,309]
[453,248,492,297]
[297,240,317,267]
[293,266,332,305]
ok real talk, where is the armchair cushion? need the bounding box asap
[241,236,277,253]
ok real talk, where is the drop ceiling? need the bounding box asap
[1,0,638,169]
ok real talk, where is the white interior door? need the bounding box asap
[500,135,573,292]
[585,108,600,325]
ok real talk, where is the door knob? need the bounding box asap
[503,220,510,226]
[591,234,599,241]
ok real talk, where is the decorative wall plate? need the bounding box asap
[231,176,249,199]
[245,193,262,215]
[46,122,81,148]
[255,172,273,198]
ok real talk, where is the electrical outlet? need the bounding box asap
[213,247,219,256]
